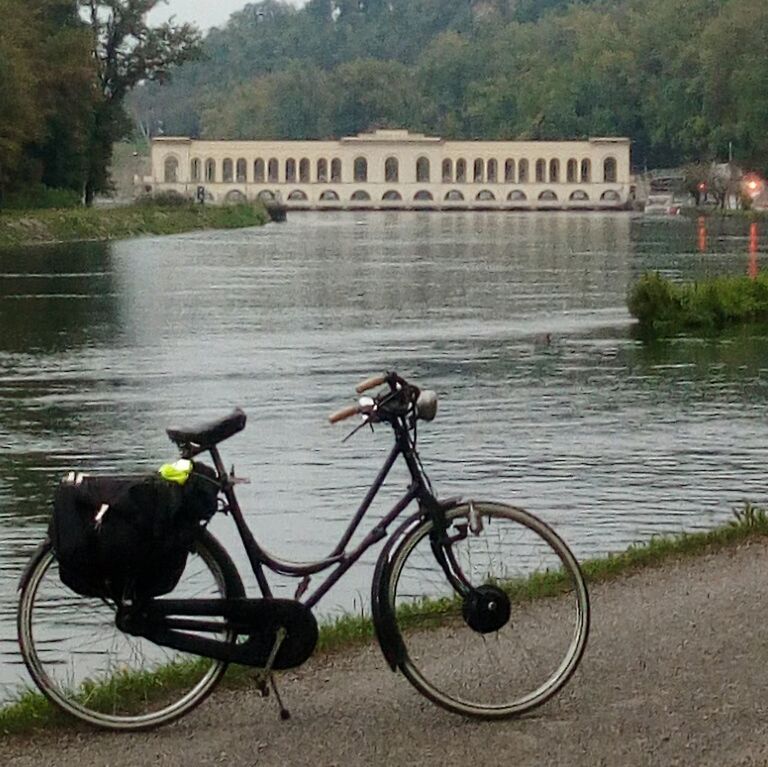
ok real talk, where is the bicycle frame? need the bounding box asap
[203,414,464,610]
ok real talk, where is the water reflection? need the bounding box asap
[2,212,768,701]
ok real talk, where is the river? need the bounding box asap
[1,210,766,702]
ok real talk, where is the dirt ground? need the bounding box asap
[6,539,768,767]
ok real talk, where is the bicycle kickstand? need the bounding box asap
[254,627,291,721]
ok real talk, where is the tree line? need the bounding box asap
[3,0,767,206]
[0,0,200,206]
[132,0,768,174]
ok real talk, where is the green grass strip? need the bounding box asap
[0,203,269,247]
[3,503,767,736]
[628,271,768,334]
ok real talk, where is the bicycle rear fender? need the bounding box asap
[371,497,462,671]
[18,538,51,592]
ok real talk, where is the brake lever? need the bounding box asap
[341,396,377,443]
[342,415,374,443]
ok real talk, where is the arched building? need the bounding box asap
[145,129,632,211]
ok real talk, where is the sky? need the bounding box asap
[149,0,306,31]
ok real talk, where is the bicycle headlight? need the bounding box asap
[415,390,438,421]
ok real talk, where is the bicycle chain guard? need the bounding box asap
[118,598,319,669]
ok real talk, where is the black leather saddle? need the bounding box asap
[166,408,247,449]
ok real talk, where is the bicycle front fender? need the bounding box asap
[371,497,463,671]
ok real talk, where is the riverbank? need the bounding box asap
[2,504,766,737]
[7,514,768,766]
[0,203,269,247]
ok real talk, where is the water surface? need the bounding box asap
[1,211,766,701]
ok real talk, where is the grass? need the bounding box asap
[0,202,269,247]
[3,503,768,736]
[628,271,768,334]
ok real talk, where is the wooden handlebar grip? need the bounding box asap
[328,404,360,424]
[355,374,387,394]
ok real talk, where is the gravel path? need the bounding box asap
[6,539,768,767]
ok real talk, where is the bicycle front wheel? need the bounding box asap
[384,502,589,719]
[17,529,244,731]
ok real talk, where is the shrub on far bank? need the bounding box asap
[629,271,768,333]
[1,185,82,211]
[135,190,191,207]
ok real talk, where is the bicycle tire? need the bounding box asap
[381,501,589,719]
[17,529,245,731]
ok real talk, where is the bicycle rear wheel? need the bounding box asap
[17,529,244,731]
[383,501,589,718]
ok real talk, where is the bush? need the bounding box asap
[135,190,192,207]
[2,185,82,211]
[627,272,681,327]
[629,271,768,334]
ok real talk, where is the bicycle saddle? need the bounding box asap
[166,408,247,449]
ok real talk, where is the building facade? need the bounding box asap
[145,129,632,211]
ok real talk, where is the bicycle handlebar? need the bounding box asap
[328,403,361,424]
[355,374,388,393]
[329,372,432,426]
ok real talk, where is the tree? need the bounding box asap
[81,0,202,204]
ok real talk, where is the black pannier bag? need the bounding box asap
[48,462,220,600]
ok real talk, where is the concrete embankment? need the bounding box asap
[6,536,768,767]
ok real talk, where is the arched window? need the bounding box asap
[473,159,484,183]
[164,156,179,183]
[538,190,558,201]
[236,158,247,183]
[487,159,498,183]
[299,158,310,183]
[476,190,495,201]
[317,158,328,182]
[442,159,453,183]
[385,157,399,183]
[254,158,265,182]
[205,158,216,183]
[288,190,308,200]
[416,156,430,183]
[569,190,589,201]
[507,190,527,201]
[351,190,371,201]
[190,158,201,182]
[603,157,617,183]
[601,190,620,201]
[456,159,466,183]
[320,190,339,201]
[566,159,578,183]
[383,190,402,201]
[268,158,279,182]
[225,190,246,204]
[580,159,591,183]
[444,190,465,201]
[518,159,529,183]
[504,159,515,183]
[222,158,234,183]
[331,158,342,183]
[535,159,546,183]
[549,159,560,184]
[414,190,434,201]
[285,158,296,183]
[354,157,368,182]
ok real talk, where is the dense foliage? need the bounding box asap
[628,271,768,332]
[130,0,768,174]
[0,0,200,206]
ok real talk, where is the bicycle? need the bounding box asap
[17,371,590,731]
